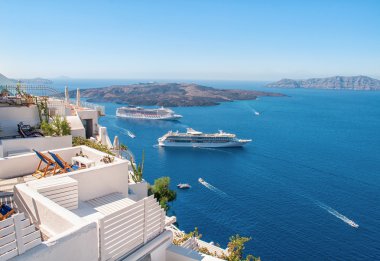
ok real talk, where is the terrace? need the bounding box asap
[0,145,178,260]
[0,84,107,157]
[0,86,225,260]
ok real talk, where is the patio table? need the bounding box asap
[71,156,95,169]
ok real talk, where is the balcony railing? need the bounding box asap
[98,195,165,261]
[71,99,105,116]
[0,84,105,116]
[0,84,59,97]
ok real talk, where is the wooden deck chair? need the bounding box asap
[0,204,15,221]
[48,151,80,173]
[32,149,58,179]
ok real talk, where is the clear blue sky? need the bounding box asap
[1,0,379,80]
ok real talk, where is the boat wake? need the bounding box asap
[195,147,232,154]
[199,179,228,197]
[111,124,136,139]
[315,201,359,228]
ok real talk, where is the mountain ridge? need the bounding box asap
[266,76,380,90]
[0,73,53,85]
[68,82,285,107]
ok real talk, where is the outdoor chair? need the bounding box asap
[32,149,58,178]
[0,204,15,221]
[18,122,44,138]
[48,151,80,173]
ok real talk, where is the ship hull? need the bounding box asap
[116,113,182,121]
[158,140,251,148]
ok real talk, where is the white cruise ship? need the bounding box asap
[158,128,252,148]
[116,106,182,120]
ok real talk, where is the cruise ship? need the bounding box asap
[116,106,182,120]
[158,128,252,147]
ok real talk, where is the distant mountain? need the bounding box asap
[68,82,285,107]
[0,73,53,85]
[0,73,16,85]
[266,76,380,90]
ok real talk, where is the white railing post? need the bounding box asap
[13,214,25,255]
[99,218,105,261]
[143,197,148,244]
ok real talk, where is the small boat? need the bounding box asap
[127,130,136,138]
[348,220,359,228]
[252,109,260,116]
[198,178,205,183]
[177,183,191,189]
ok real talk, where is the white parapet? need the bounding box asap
[0,105,40,137]
[0,135,72,158]
[28,176,79,210]
[98,126,112,148]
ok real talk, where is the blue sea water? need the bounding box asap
[55,80,380,260]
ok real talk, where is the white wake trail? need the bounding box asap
[199,180,228,197]
[316,201,359,228]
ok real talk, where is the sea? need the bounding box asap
[53,79,380,260]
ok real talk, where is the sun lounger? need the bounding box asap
[18,122,44,138]
[0,204,15,221]
[32,149,58,179]
[48,151,80,173]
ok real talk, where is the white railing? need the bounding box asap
[47,99,66,116]
[70,99,105,116]
[0,84,58,97]
[0,213,42,260]
[99,195,165,261]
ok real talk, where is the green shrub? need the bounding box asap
[41,116,71,136]
[149,177,176,211]
[72,136,114,155]
[221,235,260,261]
[130,151,144,183]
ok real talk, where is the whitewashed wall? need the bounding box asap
[0,146,81,179]
[14,183,84,237]
[76,109,99,136]
[66,115,85,138]
[123,231,172,261]
[0,106,40,137]
[69,161,129,201]
[128,180,148,201]
[10,223,98,261]
[0,135,72,157]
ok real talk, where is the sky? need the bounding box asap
[0,0,379,81]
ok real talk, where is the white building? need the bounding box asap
[0,86,227,261]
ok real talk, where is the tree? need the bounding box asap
[221,235,260,261]
[149,177,176,210]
